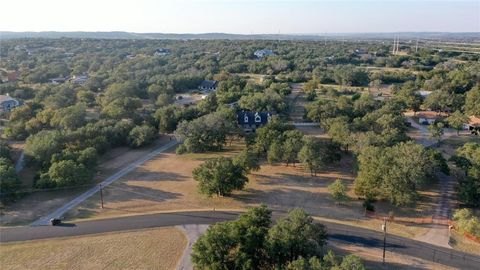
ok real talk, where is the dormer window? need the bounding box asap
[244,115,249,123]
[255,113,261,123]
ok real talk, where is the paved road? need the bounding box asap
[1,211,479,269]
[14,151,25,173]
[407,117,459,248]
[30,140,179,226]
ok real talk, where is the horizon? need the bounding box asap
[1,0,479,34]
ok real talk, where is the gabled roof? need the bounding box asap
[236,111,272,125]
[199,80,218,89]
[0,95,16,103]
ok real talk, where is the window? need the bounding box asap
[244,115,249,123]
[255,113,261,123]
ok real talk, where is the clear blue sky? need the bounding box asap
[1,0,479,33]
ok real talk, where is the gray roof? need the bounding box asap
[199,80,218,89]
[0,95,16,103]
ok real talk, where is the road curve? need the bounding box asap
[2,211,479,269]
[31,140,179,226]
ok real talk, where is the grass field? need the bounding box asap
[64,139,434,239]
[0,227,187,270]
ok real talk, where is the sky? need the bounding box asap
[1,0,479,34]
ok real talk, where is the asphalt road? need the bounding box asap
[31,140,179,226]
[1,211,479,269]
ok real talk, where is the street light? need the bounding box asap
[382,218,387,264]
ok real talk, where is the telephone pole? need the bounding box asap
[382,218,387,264]
[99,184,104,209]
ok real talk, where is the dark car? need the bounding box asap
[50,218,62,226]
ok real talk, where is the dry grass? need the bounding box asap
[449,230,480,255]
[328,240,455,270]
[435,134,480,158]
[0,227,187,270]
[66,140,430,239]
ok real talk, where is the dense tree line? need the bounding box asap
[192,205,366,270]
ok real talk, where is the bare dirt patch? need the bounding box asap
[0,227,187,270]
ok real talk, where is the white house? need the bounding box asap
[154,48,171,56]
[0,95,20,112]
[416,111,444,125]
[70,75,88,85]
[254,49,275,58]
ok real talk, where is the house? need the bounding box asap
[254,49,275,58]
[50,77,67,84]
[70,75,88,85]
[0,95,20,112]
[466,116,480,135]
[198,80,218,91]
[0,70,19,83]
[417,90,432,98]
[354,48,366,54]
[236,111,272,132]
[416,111,445,125]
[154,48,171,56]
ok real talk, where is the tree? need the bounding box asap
[24,130,64,166]
[192,205,272,270]
[327,118,352,152]
[465,86,480,117]
[233,148,260,173]
[0,158,21,203]
[446,110,468,135]
[267,141,283,164]
[298,137,324,176]
[267,208,327,268]
[175,110,236,153]
[128,125,157,148]
[355,142,438,206]
[328,179,348,202]
[40,160,91,187]
[428,122,444,143]
[192,157,248,197]
[282,130,304,166]
[453,209,480,237]
[50,103,87,130]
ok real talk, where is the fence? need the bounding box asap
[328,226,480,270]
[365,210,480,243]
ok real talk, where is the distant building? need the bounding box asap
[254,49,275,58]
[154,48,171,56]
[70,75,88,85]
[0,95,20,112]
[50,77,67,84]
[354,48,366,54]
[417,90,432,98]
[416,111,445,125]
[236,111,272,132]
[0,70,19,83]
[198,80,218,91]
[466,116,480,135]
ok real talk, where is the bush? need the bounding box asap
[128,124,157,148]
[453,209,480,237]
[328,179,348,202]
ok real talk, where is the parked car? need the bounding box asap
[50,218,62,226]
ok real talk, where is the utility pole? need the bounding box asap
[382,218,387,264]
[99,184,104,209]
